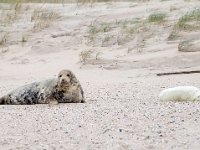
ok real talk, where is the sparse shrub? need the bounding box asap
[87,23,99,41]
[148,12,166,23]
[88,22,111,34]
[176,9,200,30]
[116,18,140,29]
[100,22,111,32]
[79,50,93,63]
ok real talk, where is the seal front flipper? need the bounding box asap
[0,95,10,104]
[49,100,59,106]
[0,96,5,104]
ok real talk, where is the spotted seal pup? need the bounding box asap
[0,70,85,104]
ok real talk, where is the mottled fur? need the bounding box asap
[0,70,85,105]
[53,70,85,103]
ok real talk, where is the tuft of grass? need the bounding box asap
[148,12,166,23]
[79,49,93,63]
[79,49,102,65]
[87,22,112,42]
[176,9,200,30]
[116,18,140,29]
[100,22,111,32]
[88,23,99,34]
[0,33,9,53]
[87,24,98,42]
[32,9,59,32]
[88,22,111,34]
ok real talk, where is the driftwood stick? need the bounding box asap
[157,70,200,76]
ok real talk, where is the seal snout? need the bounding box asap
[59,76,70,85]
[58,70,72,85]
[61,79,65,82]
[61,78,67,83]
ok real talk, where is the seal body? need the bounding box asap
[0,70,85,105]
[159,86,200,101]
[0,79,57,104]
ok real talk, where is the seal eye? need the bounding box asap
[59,75,62,78]
[67,74,70,77]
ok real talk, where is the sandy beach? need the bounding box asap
[1,0,200,149]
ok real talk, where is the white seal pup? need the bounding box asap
[159,86,200,101]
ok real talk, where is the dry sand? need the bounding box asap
[1,0,200,149]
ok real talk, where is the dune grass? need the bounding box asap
[176,9,200,30]
[31,9,60,32]
[0,0,62,51]
[148,12,166,23]
[87,22,112,42]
